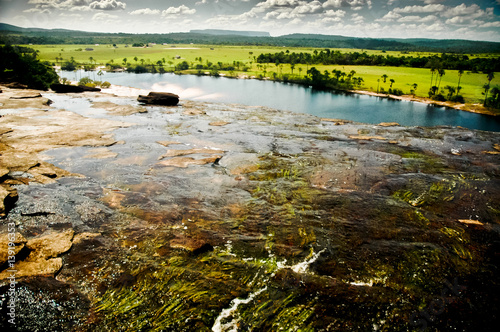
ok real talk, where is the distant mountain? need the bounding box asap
[1,23,499,53]
[190,29,270,37]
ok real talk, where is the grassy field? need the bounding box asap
[31,43,499,104]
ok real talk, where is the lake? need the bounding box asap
[61,70,500,132]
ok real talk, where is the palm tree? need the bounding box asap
[483,83,491,105]
[444,85,455,100]
[381,74,388,83]
[290,63,295,75]
[134,56,138,64]
[437,68,445,92]
[484,71,495,105]
[376,79,380,93]
[456,69,464,97]
[430,67,436,89]
[412,83,418,96]
[389,79,395,88]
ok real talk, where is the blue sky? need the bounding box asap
[0,0,499,41]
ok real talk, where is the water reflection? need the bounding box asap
[60,70,500,131]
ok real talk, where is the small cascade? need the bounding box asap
[211,248,326,331]
[212,286,268,332]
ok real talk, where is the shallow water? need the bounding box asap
[2,92,500,331]
[61,70,500,131]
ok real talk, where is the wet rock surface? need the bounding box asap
[138,91,179,106]
[1,84,499,331]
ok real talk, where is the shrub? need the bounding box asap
[61,60,77,71]
[432,94,446,101]
[78,77,93,86]
[450,95,465,103]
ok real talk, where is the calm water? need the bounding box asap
[62,71,500,131]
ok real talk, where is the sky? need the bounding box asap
[0,0,499,41]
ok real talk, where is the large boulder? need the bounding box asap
[137,92,179,106]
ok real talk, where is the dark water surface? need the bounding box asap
[62,70,500,131]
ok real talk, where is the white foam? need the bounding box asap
[212,286,267,332]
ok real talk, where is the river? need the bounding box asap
[2,83,500,331]
[62,70,500,132]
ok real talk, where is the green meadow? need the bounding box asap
[31,44,499,104]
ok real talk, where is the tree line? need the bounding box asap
[256,50,500,73]
[0,44,58,90]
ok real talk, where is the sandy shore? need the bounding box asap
[350,89,498,116]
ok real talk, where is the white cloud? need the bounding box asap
[424,22,445,32]
[292,0,322,14]
[23,8,52,14]
[393,4,445,14]
[61,0,91,6]
[397,14,438,23]
[92,12,118,20]
[422,0,445,4]
[321,16,343,23]
[479,21,500,28]
[130,8,160,16]
[324,9,346,18]
[442,4,493,20]
[162,5,196,16]
[376,11,402,22]
[351,13,364,24]
[58,12,83,18]
[89,0,125,11]
[256,0,300,9]
[323,0,372,10]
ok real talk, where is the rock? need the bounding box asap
[50,84,101,93]
[0,229,74,279]
[0,185,18,217]
[138,92,179,106]
[0,232,27,265]
[4,82,28,89]
[209,121,230,126]
[26,229,74,260]
[156,156,222,168]
[348,135,387,141]
[378,122,400,127]
[169,236,213,255]
[0,167,9,179]
[2,258,64,279]
[218,153,260,175]
[158,148,223,160]
[9,93,42,99]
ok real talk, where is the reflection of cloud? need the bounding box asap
[150,82,204,99]
[150,82,225,100]
[192,93,225,100]
[100,85,150,97]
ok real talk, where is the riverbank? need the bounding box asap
[1,84,500,331]
[350,88,499,116]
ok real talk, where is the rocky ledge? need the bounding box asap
[0,84,499,331]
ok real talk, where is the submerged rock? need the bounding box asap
[137,92,179,106]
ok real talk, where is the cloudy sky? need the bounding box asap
[0,0,499,41]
